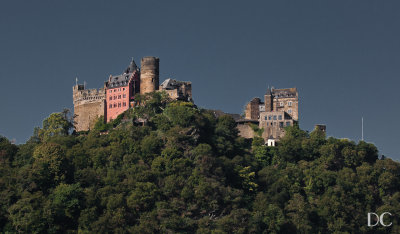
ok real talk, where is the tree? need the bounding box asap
[44,183,84,231]
[38,111,73,141]
[32,142,70,188]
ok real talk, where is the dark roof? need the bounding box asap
[271,88,297,98]
[106,59,139,88]
[125,58,138,74]
[160,78,191,90]
[106,74,131,88]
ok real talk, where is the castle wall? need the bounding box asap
[159,79,193,101]
[259,111,294,141]
[73,85,106,131]
[163,89,179,100]
[271,88,299,121]
[245,98,262,120]
[237,123,255,138]
[74,101,105,131]
[273,97,299,121]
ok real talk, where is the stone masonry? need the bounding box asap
[72,84,106,131]
[242,87,299,142]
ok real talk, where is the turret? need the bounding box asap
[264,87,273,112]
[140,56,159,94]
[125,58,138,74]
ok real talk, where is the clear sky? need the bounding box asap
[0,1,399,159]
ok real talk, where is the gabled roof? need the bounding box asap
[160,78,191,90]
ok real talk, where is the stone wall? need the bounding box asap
[140,57,159,94]
[270,88,299,121]
[259,111,294,141]
[74,101,105,131]
[237,123,255,139]
[73,84,106,131]
[159,79,193,102]
[244,98,261,120]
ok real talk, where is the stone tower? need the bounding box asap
[140,56,159,94]
[264,88,273,112]
[72,83,106,131]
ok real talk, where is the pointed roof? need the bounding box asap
[125,58,138,74]
[266,87,272,95]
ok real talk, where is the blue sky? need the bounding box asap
[0,0,399,159]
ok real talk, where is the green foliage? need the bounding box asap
[38,110,73,141]
[163,102,197,127]
[0,93,399,233]
[93,116,110,132]
[249,123,264,137]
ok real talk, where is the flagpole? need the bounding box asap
[362,117,364,141]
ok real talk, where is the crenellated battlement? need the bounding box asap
[73,84,106,106]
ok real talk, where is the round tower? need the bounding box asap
[140,56,159,94]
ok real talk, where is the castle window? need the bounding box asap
[109,97,112,100]
[288,109,292,114]
[273,115,277,120]
[288,101,292,106]
[118,103,121,107]
[268,115,272,120]
[119,95,121,99]
[114,104,117,108]
[123,88,125,91]
[286,122,291,126]
[278,115,282,120]
[123,94,126,98]
[109,104,112,108]
[123,102,126,107]
[279,122,284,128]
[265,116,268,120]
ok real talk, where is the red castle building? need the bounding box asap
[105,59,140,122]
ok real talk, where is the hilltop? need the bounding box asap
[0,92,399,233]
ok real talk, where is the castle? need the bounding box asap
[238,87,299,145]
[73,57,192,131]
[73,57,308,145]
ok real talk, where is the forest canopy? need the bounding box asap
[0,92,399,233]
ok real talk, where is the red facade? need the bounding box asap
[105,71,139,122]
